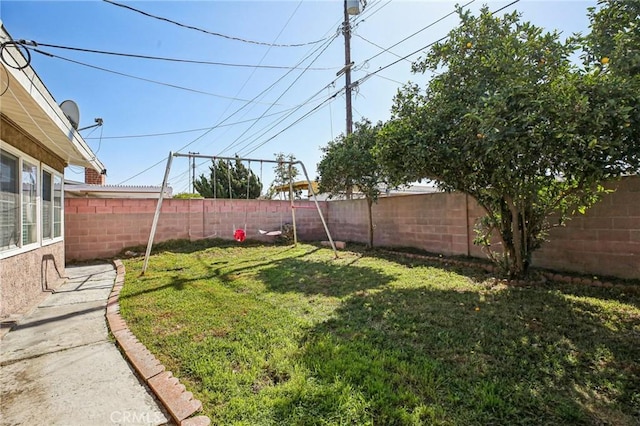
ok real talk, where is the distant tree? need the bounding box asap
[377,7,640,277]
[268,152,299,200]
[173,192,203,199]
[194,159,261,199]
[318,119,388,248]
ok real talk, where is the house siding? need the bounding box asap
[0,241,65,318]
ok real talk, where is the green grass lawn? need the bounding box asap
[119,240,640,425]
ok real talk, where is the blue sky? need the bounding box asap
[1,0,594,193]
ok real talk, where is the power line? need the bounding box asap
[103,0,328,48]
[30,48,289,104]
[117,33,341,185]
[217,34,339,156]
[19,40,338,71]
[203,0,316,153]
[353,0,520,88]
[85,107,304,140]
[358,0,476,67]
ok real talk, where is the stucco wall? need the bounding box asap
[65,198,328,261]
[0,242,65,318]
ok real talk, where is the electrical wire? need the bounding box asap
[30,49,290,104]
[203,0,312,151]
[352,0,520,88]
[355,33,412,64]
[216,34,339,156]
[19,41,338,71]
[116,32,340,185]
[244,90,341,156]
[85,107,302,140]
[103,0,328,48]
[357,0,476,67]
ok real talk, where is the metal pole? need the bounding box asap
[296,161,338,258]
[142,151,173,275]
[289,164,298,246]
[343,0,353,136]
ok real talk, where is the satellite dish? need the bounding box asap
[60,100,80,130]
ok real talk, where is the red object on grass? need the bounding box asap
[234,229,246,242]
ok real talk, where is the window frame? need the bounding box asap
[41,165,64,246]
[0,143,65,258]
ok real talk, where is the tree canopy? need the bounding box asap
[266,152,300,200]
[194,159,261,199]
[377,6,640,277]
[318,119,387,247]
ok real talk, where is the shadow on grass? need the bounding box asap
[271,285,640,425]
[257,257,395,298]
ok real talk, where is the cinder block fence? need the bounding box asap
[65,176,639,279]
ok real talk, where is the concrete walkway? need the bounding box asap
[0,263,170,426]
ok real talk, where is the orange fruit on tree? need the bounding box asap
[601,56,610,65]
[466,42,472,48]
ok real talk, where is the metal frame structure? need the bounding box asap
[142,152,338,274]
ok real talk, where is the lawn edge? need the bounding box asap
[107,259,211,426]
[380,249,640,291]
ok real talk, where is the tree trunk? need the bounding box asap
[505,196,524,278]
[366,197,374,248]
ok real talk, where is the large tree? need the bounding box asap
[318,119,387,248]
[194,159,261,199]
[377,6,640,277]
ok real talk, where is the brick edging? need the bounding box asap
[108,260,211,426]
[380,250,639,292]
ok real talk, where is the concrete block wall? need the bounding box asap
[325,176,639,279]
[328,192,472,256]
[65,198,328,261]
[532,177,640,279]
[64,177,639,279]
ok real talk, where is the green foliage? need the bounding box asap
[194,159,261,199]
[583,0,640,77]
[318,119,388,247]
[268,152,299,200]
[120,243,640,425]
[377,6,640,277]
[173,192,203,199]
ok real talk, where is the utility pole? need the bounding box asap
[188,151,199,193]
[341,0,362,136]
[343,0,353,136]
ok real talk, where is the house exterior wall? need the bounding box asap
[65,198,327,261]
[1,118,67,318]
[0,242,65,318]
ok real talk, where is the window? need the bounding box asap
[42,170,52,239]
[0,146,64,256]
[22,160,38,246]
[53,174,62,238]
[0,151,19,250]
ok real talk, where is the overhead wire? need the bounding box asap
[102,0,328,48]
[216,33,339,156]
[20,41,338,70]
[85,107,304,140]
[351,0,520,88]
[203,0,312,153]
[29,49,290,104]
[117,31,341,185]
